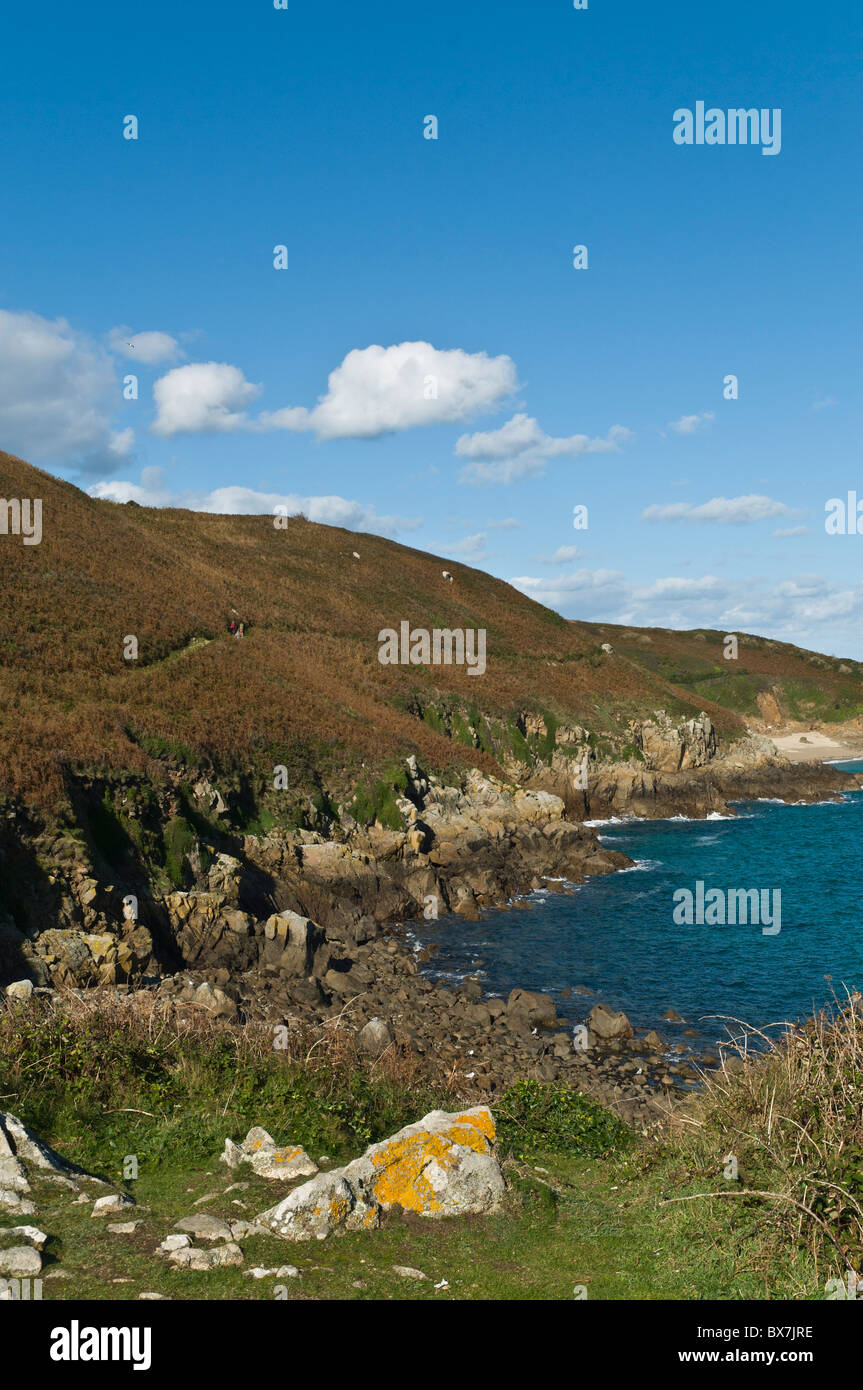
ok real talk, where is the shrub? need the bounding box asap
[495,1079,631,1159]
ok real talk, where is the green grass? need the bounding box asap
[23,1138,828,1302]
[2,993,854,1301]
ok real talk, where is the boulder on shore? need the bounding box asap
[588,1003,634,1040]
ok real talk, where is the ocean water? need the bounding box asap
[411,761,863,1054]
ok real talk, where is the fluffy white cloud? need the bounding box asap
[108,327,183,365]
[772,525,810,538]
[642,495,789,525]
[0,308,131,473]
[151,363,262,436]
[259,341,517,440]
[538,545,581,564]
[87,468,420,539]
[445,532,488,557]
[668,411,715,434]
[456,414,631,484]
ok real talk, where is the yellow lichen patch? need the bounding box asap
[328,1195,349,1225]
[440,1124,489,1154]
[275,1146,303,1163]
[370,1132,455,1213]
[454,1109,496,1142]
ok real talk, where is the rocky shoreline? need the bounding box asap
[2,716,861,1131]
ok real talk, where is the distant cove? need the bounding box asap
[412,762,863,1054]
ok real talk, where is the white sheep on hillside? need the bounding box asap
[442,570,453,582]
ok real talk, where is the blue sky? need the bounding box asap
[2,0,863,654]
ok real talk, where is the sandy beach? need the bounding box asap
[768,731,863,764]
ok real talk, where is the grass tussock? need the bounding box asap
[663,990,863,1283]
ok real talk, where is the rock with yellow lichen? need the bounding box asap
[255,1171,380,1241]
[219,1127,319,1181]
[256,1106,504,1241]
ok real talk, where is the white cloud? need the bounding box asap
[259,341,517,440]
[109,427,135,457]
[87,468,420,538]
[108,327,183,365]
[634,575,724,600]
[511,564,863,654]
[772,525,810,538]
[0,308,131,473]
[642,495,789,525]
[446,532,488,557]
[668,411,715,434]
[511,568,626,596]
[486,517,522,530]
[538,545,581,564]
[812,396,838,411]
[151,363,262,436]
[456,414,631,484]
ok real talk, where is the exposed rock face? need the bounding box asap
[22,924,156,990]
[165,892,256,974]
[635,712,717,772]
[523,720,861,822]
[256,1107,504,1241]
[235,768,628,951]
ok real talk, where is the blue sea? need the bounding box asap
[411,762,863,1054]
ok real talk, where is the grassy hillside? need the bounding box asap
[3,450,863,813]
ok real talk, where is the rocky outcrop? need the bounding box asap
[256,1107,504,1241]
[634,712,717,772]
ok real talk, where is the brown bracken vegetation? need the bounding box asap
[2,449,863,809]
